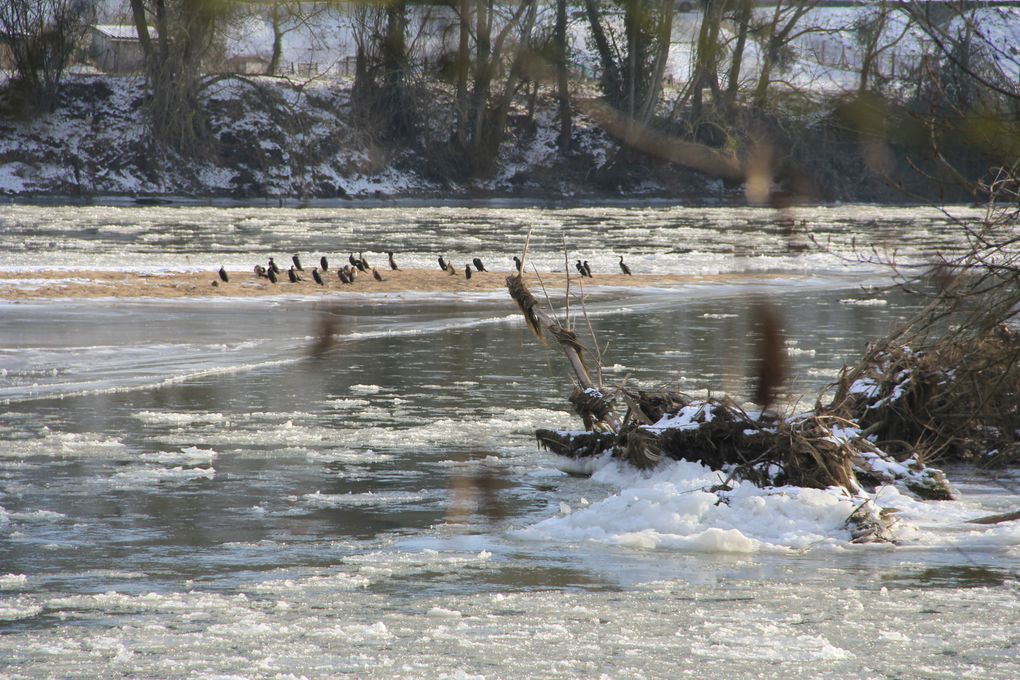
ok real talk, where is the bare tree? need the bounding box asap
[750,0,823,108]
[128,0,231,155]
[583,0,674,125]
[0,0,94,114]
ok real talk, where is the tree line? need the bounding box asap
[2,0,1017,195]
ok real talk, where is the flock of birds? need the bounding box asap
[214,252,635,287]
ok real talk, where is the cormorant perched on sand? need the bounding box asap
[619,256,632,275]
[575,260,587,277]
[473,257,487,272]
[269,257,280,274]
[338,268,350,284]
[513,255,522,273]
[348,266,357,282]
[312,268,324,285]
[359,252,370,269]
[387,251,399,270]
[292,254,303,271]
[288,266,300,283]
[254,264,267,278]
[349,253,358,267]
[320,256,329,271]
[583,261,593,277]
[373,268,383,282]
[438,256,448,271]
[464,264,472,279]
[268,268,278,284]
[218,266,229,283]
[354,257,367,272]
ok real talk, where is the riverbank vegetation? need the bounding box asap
[1,0,1017,201]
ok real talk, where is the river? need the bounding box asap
[0,201,1017,678]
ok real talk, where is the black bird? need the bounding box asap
[320,256,329,271]
[583,261,593,278]
[388,251,399,270]
[513,255,522,273]
[338,268,349,284]
[473,257,487,272]
[464,264,472,279]
[349,253,358,267]
[218,266,229,283]
[619,255,632,276]
[360,252,370,269]
[575,260,587,277]
[269,257,280,274]
[292,254,303,271]
[288,266,300,283]
[373,268,383,282]
[254,264,267,278]
[438,256,448,271]
[268,267,278,284]
[354,257,367,272]
[348,266,357,283]
[312,267,324,285]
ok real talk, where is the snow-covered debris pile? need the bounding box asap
[827,331,1020,468]
[537,389,954,503]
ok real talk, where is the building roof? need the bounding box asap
[92,24,157,41]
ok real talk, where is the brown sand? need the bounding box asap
[0,268,781,302]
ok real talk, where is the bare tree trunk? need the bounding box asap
[469,0,493,160]
[583,0,622,105]
[267,1,283,76]
[637,0,674,124]
[724,0,753,109]
[555,0,572,152]
[691,0,725,119]
[455,0,471,144]
[129,0,153,63]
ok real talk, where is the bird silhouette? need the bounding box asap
[338,268,350,284]
[312,268,324,285]
[473,257,487,272]
[619,256,632,275]
[388,251,399,270]
[465,264,472,279]
[349,253,358,267]
[320,256,329,271]
[438,256,448,271]
[268,257,280,274]
[360,252,370,269]
[268,268,278,284]
[575,260,587,277]
[292,254,303,271]
[218,266,229,283]
[583,261,593,277]
[513,255,522,273]
[373,268,383,281]
[288,266,300,283]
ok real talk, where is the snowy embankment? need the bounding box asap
[0,70,641,200]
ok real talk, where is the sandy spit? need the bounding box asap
[0,268,779,302]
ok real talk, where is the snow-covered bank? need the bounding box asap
[0,72,725,202]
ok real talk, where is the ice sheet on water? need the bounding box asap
[138,446,218,465]
[0,431,129,459]
[108,465,215,490]
[298,490,434,508]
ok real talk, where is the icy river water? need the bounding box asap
[0,201,1018,678]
